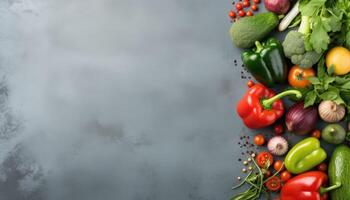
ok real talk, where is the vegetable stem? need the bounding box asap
[262,90,302,109]
[319,182,341,195]
[278,1,300,31]
[255,41,264,53]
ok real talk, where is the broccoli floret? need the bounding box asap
[282,16,322,68]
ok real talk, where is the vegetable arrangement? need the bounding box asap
[228,0,350,199]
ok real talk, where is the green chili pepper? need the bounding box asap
[285,137,327,174]
[241,38,288,87]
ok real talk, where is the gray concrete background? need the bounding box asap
[0,0,336,200]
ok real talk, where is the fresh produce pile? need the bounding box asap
[229,0,350,199]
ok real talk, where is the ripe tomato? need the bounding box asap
[246,10,253,16]
[273,160,284,171]
[228,10,236,18]
[265,176,281,191]
[256,152,273,168]
[280,171,292,182]
[251,4,258,11]
[243,1,250,7]
[317,163,327,172]
[247,80,255,88]
[253,0,260,3]
[238,10,246,17]
[288,65,316,88]
[235,3,243,10]
[274,124,284,135]
[311,129,321,139]
[254,134,265,146]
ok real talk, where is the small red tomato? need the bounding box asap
[253,0,260,3]
[256,152,273,168]
[228,10,236,18]
[254,134,265,146]
[274,124,284,135]
[265,176,281,191]
[243,1,250,7]
[235,3,243,10]
[247,10,253,16]
[280,171,292,182]
[311,129,321,139]
[251,4,258,11]
[317,163,327,172]
[238,10,246,17]
[247,80,255,87]
[273,160,284,172]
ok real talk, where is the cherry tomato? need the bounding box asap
[247,10,253,16]
[235,3,243,10]
[274,124,284,135]
[238,10,246,17]
[243,1,250,7]
[273,160,284,171]
[265,176,281,191]
[317,163,327,172]
[253,0,260,3]
[311,129,321,139]
[254,134,265,146]
[280,171,292,182]
[251,4,258,11]
[247,80,255,88]
[256,152,273,168]
[288,65,316,88]
[228,10,236,18]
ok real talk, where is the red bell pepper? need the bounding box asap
[281,171,341,200]
[236,82,301,129]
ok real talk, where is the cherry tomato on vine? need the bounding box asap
[238,10,246,17]
[317,163,327,172]
[265,176,281,191]
[235,3,243,10]
[247,10,253,16]
[254,134,265,146]
[228,10,236,18]
[243,1,250,7]
[256,152,273,168]
[251,4,258,11]
[273,160,284,171]
[280,171,292,182]
[274,124,284,135]
[311,129,321,139]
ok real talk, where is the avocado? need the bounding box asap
[229,12,279,49]
[321,124,346,144]
[329,145,350,200]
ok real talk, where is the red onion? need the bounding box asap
[285,102,318,135]
[264,0,290,15]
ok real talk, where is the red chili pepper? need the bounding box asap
[236,83,301,129]
[281,171,341,200]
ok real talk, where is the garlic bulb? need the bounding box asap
[318,100,345,123]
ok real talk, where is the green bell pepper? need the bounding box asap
[241,38,288,87]
[285,137,327,174]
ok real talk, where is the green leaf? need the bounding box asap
[310,16,330,53]
[317,57,325,78]
[299,0,326,16]
[341,81,350,90]
[308,77,322,85]
[333,96,345,105]
[335,76,348,84]
[324,77,336,90]
[319,91,338,100]
[327,65,335,75]
[304,91,317,107]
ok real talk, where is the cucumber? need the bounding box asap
[328,145,350,200]
[229,12,279,49]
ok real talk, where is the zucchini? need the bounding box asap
[328,145,350,200]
